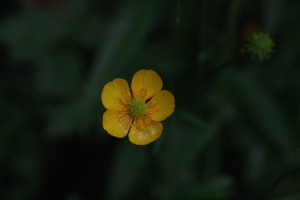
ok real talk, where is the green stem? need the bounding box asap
[268,165,300,196]
[210,55,239,75]
[224,0,241,59]
[170,0,182,89]
[201,55,241,86]
[173,0,182,65]
[270,188,300,199]
[176,0,181,28]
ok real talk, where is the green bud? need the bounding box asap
[246,32,274,61]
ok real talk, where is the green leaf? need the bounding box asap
[230,72,297,160]
[179,176,234,200]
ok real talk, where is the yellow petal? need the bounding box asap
[129,121,163,145]
[102,109,133,138]
[146,90,175,121]
[131,69,163,101]
[132,115,153,130]
[101,78,132,109]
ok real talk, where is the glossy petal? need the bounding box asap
[103,109,133,138]
[129,121,163,145]
[131,69,163,101]
[146,90,175,121]
[132,115,153,130]
[101,78,132,109]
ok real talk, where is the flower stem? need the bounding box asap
[200,55,241,86]
[267,165,300,197]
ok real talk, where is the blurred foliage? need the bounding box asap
[0,0,300,199]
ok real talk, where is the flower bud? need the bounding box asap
[246,32,274,61]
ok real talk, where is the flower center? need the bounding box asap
[129,99,146,117]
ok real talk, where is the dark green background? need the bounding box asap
[0,0,299,199]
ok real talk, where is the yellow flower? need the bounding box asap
[101,69,175,145]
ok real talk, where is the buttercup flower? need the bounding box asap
[101,69,175,145]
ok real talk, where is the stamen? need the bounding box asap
[129,99,146,117]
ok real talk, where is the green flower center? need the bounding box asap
[129,99,146,117]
